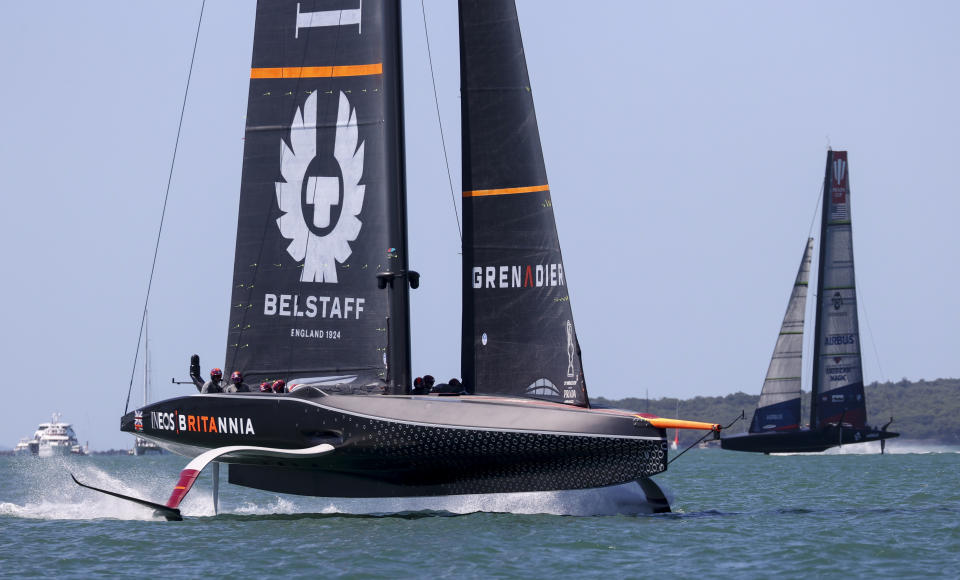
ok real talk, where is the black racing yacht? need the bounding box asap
[721,151,898,454]
[84,1,721,519]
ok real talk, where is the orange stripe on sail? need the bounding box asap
[250,63,383,79]
[463,184,550,198]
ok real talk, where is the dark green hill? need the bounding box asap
[594,378,960,446]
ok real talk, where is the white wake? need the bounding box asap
[0,456,671,520]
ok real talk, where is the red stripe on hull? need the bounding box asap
[166,469,200,509]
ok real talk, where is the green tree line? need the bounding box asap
[593,378,960,445]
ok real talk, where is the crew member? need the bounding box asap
[225,371,252,393]
[189,354,203,391]
[271,379,286,394]
[431,378,464,394]
[200,368,226,394]
[411,376,426,395]
[423,375,436,394]
[259,381,273,393]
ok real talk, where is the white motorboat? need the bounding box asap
[37,414,85,457]
[14,438,34,456]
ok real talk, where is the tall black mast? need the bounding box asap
[382,1,412,394]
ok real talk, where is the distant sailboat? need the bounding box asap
[671,401,679,450]
[722,150,898,453]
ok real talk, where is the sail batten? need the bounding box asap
[459,0,587,406]
[463,184,550,197]
[250,64,384,78]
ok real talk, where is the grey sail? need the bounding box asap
[811,150,867,428]
[749,238,813,433]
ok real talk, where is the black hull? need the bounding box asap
[122,391,667,498]
[720,426,899,454]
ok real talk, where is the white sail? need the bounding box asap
[750,238,813,432]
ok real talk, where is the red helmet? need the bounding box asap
[272,379,286,393]
[259,381,272,393]
[210,368,223,379]
[231,371,243,384]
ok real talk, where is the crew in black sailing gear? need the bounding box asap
[189,354,203,390]
[411,376,427,395]
[225,371,252,393]
[198,368,226,394]
[431,378,464,394]
[259,381,273,393]
[422,375,436,393]
[271,379,286,394]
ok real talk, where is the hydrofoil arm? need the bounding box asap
[164,443,335,510]
[72,443,335,521]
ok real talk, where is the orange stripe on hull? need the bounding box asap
[250,63,383,79]
[463,184,550,198]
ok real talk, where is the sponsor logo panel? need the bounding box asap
[824,333,856,346]
[150,411,256,436]
[472,263,566,289]
[830,154,849,221]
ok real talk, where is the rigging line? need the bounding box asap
[420,0,462,242]
[857,275,886,382]
[667,412,744,465]
[845,172,886,387]
[807,181,824,239]
[803,180,824,396]
[124,0,207,414]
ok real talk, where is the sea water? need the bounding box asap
[1,441,957,578]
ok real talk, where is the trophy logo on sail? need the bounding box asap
[276,91,366,283]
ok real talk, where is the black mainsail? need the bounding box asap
[722,150,897,453]
[748,238,813,433]
[459,0,587,406]
[225,0,411,391]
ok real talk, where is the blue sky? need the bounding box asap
[1,0,957,449]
